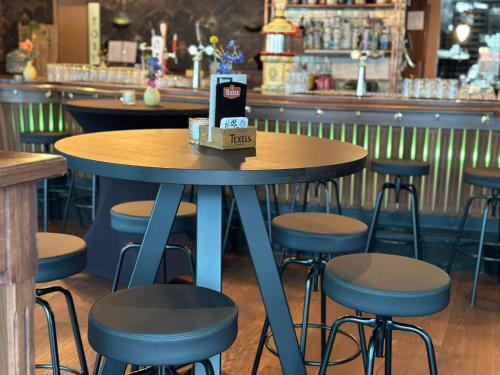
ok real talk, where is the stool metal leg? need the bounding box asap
[299,265,315,356]
[320,277,327,360]
[112,243,141,292]
[43,179,49,232]
[264,184,272,240]
[366,324,383,375]
[365,187,387,253]
[446,195,478,273]
[61,172,75,233]
[392,321,438,375]
[222,197,236,254]
[36,296,61,375]
[199,360,215,375]
[332,180,342,215]
[470,202,491,307]
[290,183,302,212]
[384,322,392,375]
[408,185,422,259]
[302,182,310,212]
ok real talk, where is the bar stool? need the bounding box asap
[36,232,89,375]
[21,131,71,231]
[88,284,238,374]
[252,212,368,374]
[319,253,451,375]
[290,179,342,214]
[446,166,500,307]
[110,200,197,291]
[365,158,430,259]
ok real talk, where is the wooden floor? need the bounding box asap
[35,251,500,375]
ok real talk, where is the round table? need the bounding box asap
[64,100,209,280]
[56,129,367,375]
[65,99,209,132]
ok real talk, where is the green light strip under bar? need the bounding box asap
[398,126,405,159]
[18,105,25,133]
[38,103,45,132]
[29,104,35,132]
[274,120,280,133]
[469,130,481,197]
[373,125,381,207]
[384,126,393,209]
[285,120,291,135]
[443,128,455,213]
[431,128,442,213]
[350,124,358,207]
[411,127,417,160]
[296,121,301,135]
[264,119,269,133]
[361,124,369,206]
[456,129,467,213]
[485,130,492,167]
[339,124,347,200]
[318,122,323,138]
[329,123,334,140]
[49,103,55,132]
[419,128,430,211]
[58,104,64,132]
[307,122,312,137]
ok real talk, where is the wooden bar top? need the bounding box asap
[0,151,67,187]
[0,77,498,115]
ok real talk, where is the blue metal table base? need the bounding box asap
[100,184,306,375]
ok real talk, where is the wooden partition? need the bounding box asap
[0,151,66,375]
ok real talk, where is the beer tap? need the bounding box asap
[187,20,214,89]
[139,22,178,70]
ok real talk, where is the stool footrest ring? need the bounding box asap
[264,322,361,367]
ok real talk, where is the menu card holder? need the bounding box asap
[199,125,256,150]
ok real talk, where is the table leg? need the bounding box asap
[195,185,223,375]
[233,185,306,375]
[100,183,184,375]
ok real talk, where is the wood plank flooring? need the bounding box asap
[34,252,500,374]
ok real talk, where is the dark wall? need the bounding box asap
[0,0,53,72]
[0,0,263,73]
[99,0,264,71]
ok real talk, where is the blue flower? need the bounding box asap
[148,57,159,67]
[226,40,237,49]
[217,62,232,74]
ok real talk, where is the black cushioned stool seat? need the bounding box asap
[88,284,238,367]
[371,159,430,177]
[319,253,451,375]
[324,253,451,317]
[463,167,500,189]
[272,212,368,253]
[20,131,72,145]
[36,232,87,283]
[111,200,196,235]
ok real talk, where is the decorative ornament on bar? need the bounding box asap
[143,57,162,107]
[197,36,255,150]
[19,39,37,81]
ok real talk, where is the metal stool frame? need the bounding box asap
[446,188,500,307]
[319,315,438,375]
[35,286,89,375]
[251,252,365,374]
[365,176,423,260]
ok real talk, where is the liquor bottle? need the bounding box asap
[380,27,391,50]
[341,19,352,50]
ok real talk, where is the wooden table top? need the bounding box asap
[64,99,209,116]
[55,129,367,185]
[0,151,67,187]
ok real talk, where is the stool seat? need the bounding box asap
[20,131,72,145]
[371,159,430,177]
[323,253,451,317]
[272,212,368,253]
[111,200,196,235]
[37,233,87,283]
[463,167,500,189]
[88,284,238,366]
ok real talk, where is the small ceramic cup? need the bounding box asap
[121,90,136,105]
[189,117,209,144]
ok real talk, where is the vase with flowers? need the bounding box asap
[144,57,162,106]
[19,39,36,81]
[209,36,244,75]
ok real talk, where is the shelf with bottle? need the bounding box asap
[303,49,391,56]
[286,2,396,11]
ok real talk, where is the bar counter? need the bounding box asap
[1,78,498,226]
